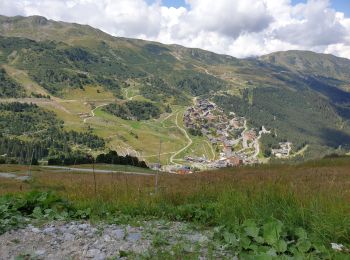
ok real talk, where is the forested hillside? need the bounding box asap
[0,68,26,97]
[0,102,105,164]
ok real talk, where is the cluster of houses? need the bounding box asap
[155,99,293,174]
[271,142,292,158]
[183,99,263,169]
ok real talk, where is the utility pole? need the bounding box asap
[88,155,97,197]
[92,156,97,196]
[155,139,162,194]
[28,148,35,178]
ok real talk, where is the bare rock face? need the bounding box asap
[0,221,233,259]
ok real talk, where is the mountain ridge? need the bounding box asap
[2,15,349,64]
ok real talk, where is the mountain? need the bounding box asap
[261,50,350,86]
[0,15,350,166]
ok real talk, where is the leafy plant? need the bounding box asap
[0,191,77,235]
[213,219,331,258]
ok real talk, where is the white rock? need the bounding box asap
[43,227,55,234]
[63,233,75,241]
[112,229,125,239]
[86,248,100,258]
[127,232,141,242]
[31,227,40,233]
[331,243,344,251]
[103,235,111,242]
[35,249,46,256]
[78,224,89,230]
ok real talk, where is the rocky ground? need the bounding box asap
[0,220,235,259]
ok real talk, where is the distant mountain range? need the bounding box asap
[0,15,349,164]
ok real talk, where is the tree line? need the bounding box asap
[47,150,148,168]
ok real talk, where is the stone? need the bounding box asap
[185,233,207,243]
[0,221,236,259]
[78,224,89,230]
[63,233,75,241]
[331,243,345,251]
[43,227,56,234]
[31,227,40,233]
[127,232,142,242]
[112,229,125,239]
[35,249,46,256]
[103,235,111,242]
[86,248,100,258]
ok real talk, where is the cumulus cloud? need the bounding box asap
[0,0,350,59]
[171,0,273,39]
[274,0,347,46]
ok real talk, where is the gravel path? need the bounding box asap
[0,221,234,259]
[42,166,155,176]
[0,173,31,181]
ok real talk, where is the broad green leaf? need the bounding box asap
[245,226,260,238]
[263,220,283,246]
[31,206,42,218]
[240,236,251,249]
[223,231,237,245]
[254,236,265,244]
[296,239,311,253]
[257,245,271,254]
[275,240,288,253]
[243,219,257,228]
[239,253,272,260]
[294,227,307,240]
[266,248,277,257]
[255,253,274,260]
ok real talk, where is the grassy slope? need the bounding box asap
[260,50,350,85]
[1,157,349,257]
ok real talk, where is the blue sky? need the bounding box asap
[292,1,350,16]
[154,0,350,16]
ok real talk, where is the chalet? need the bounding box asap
[227,157,243,166]
[149,163,161,170]
[176,166,192,175]
[243,130,257,141]
[223,147,232,157]
[230,119,241,129]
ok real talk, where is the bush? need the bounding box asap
[0,191,77,235]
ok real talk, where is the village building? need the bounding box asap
[227,157,243,166]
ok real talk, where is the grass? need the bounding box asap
[89,106,212,164]
[2,65,49,96]
[1,158,350,256]
[0,69,215,165]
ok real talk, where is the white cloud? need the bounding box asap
[274,0,347,46]
[0,0,350,59]
[173,0,273,39]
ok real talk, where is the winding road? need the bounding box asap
[84,103,108,123]
[169,112,193,165]
[290,145,309,158]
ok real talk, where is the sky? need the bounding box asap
[1,0,350,59]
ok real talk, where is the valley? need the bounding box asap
[0,14,350,259]
[0,15,350,168]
